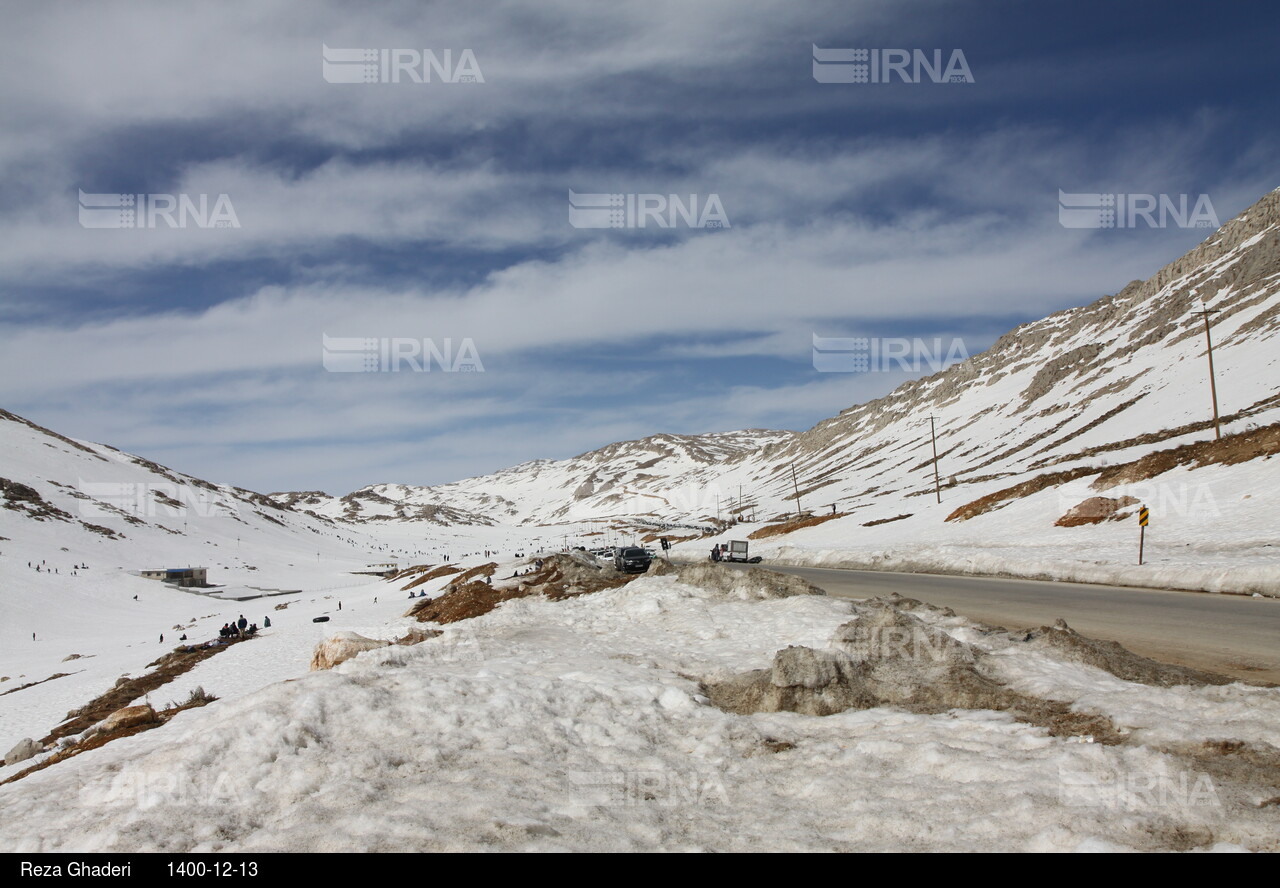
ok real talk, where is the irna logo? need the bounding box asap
[321,45,483,84]
[322,335,484,373]
[78,191,240,229]
[813,46,973,83]
[568,191,730,229]
[1058,191,1219,229]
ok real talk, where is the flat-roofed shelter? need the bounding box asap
[140,567,208,587]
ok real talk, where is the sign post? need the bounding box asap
[1138,505,1149,565]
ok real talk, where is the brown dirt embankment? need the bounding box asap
[948,422,1280,522]
[749,512,848,540]
[405,554,642,624]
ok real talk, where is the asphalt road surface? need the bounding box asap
[717,562,1280,684]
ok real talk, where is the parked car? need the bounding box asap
[614,546,653,573]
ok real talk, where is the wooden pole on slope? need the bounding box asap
[1195,305,1223,440]
[790,461,802,520]
[929,415,942,504]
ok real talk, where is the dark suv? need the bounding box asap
[614,546,653,574]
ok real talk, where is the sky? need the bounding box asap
[1,0,1278,494]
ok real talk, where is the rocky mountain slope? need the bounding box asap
[279,188,1280,536]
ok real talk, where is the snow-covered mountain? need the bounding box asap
[277,429,797,525]
[0,407,414,600]
[2,191,1279,853]
[279,188,1280,539]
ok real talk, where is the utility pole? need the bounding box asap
[929,416,942,504]
[790,461,802,520]
[1194,304,1222,440]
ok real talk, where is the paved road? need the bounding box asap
[717,562,1280,684]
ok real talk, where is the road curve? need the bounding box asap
[715,562,1280,684]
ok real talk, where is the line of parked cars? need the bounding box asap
[589,545,656,574]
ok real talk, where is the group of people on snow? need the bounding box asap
[217,614,268,639]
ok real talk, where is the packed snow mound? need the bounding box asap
[1,565,1277,852]
[1016,620,1234,687]
[702,603,1062,723]
[657,562,828,600]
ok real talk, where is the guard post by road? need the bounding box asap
[1138,505,1150,565]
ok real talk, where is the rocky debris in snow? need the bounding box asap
[0,477,74,522]
[91,704,159,736]
[4,737,42,766]
[703,602,1123,742]
[310,632,392,671]
[407,553,644,624]
[48,638,248,744]
[394,626,443,646]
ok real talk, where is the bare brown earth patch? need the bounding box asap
[0,672,75,697]
[405,554,642,624]
[1092,422,1280,488]
[863,514,912,527]
[1035,396,1280,469]
[44,636,250,745]
[400,564,461,591]
[948,422,1280,523]
[749,512,847,540]
[2,689,220,787]
[1054,495,1140,527]
[641,532,697,545]
[946,466,1097,522]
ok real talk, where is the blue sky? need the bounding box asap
[2,0,1278,493]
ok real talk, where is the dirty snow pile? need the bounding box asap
[0,568,1277,853]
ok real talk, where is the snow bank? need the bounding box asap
[1,572,1276,852]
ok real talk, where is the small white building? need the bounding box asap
[140,567,208,587]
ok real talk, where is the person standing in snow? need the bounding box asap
[264,616,271,628]
[159,633,164,644]
[237,615,247,635]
